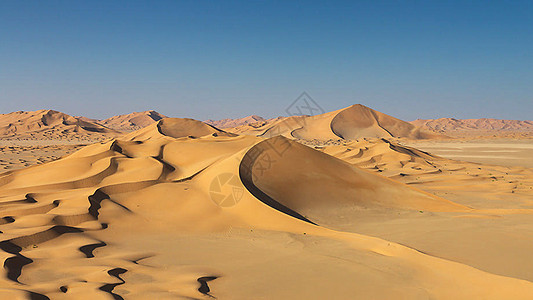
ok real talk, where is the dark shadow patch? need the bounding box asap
[197,276,218,298]
[79,241,107,258]
[99,268,127,300]
[27,291,50,300]
[88,189,110,219]
[4,255,32,282]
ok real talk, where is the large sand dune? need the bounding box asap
[229,104,443,140]
[1,117,533,299]
[98,110,167,132]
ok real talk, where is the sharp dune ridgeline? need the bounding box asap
[1,106,533,299]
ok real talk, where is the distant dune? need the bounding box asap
[228,104,443,140]
[205,115,267,128]
[0,109,121,141]
[126,117,236,140]
[99,110,167,132]
[411,118,533,137]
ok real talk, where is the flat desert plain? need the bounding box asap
[1,107,533,299]
[405,139,533,168]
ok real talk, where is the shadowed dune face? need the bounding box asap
[2,124,533,298]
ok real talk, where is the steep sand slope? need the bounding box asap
[99,110,167,132]
[229,104,443,140]
[0,110,121,141]
[1,119,533,298]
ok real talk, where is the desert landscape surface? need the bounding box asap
[0,105,532,299]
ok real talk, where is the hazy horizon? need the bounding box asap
[1,1,532,121]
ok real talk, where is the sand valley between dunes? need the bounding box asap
[0,110,533,299]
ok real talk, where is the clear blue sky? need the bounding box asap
[1,0,532,121]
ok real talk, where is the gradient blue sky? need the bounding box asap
[1,1,532,121]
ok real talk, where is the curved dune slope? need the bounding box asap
[1,125,533,298]
[331,104,440,139]
[240,137,466,226]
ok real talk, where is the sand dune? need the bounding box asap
[1,117,533,298]
[0,110,121,141]
[229,104,444,140]
[98,110,167,132]
[241,137,466,226]
[205,115,267,129]
[411,118,533,138]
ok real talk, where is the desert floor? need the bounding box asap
[405,138,533,168]
[0,139,94,171]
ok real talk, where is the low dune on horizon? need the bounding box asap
[1,105,533,299]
